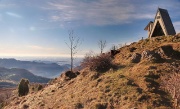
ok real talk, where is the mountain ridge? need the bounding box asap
[0,67,50,88]
[0,58,69,78]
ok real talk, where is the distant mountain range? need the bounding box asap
[0,67,50,88]
[0,58,69,78]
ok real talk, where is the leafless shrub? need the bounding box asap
[81,51,95,68]
[161,73,180,108]
[81,53,116,73]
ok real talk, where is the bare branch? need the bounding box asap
[65,41,71,49]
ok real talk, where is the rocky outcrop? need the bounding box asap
[157,45,174,57]
[130,50,163,63]
[157,45,180,59]
[141,50,162,63]
[130,45,180,63]
[131,53,141,63]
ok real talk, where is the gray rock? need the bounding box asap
[141,50,162,63]
[131,53,141,63]
[60,71,79,81]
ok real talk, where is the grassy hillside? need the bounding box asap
[2,34,180,109]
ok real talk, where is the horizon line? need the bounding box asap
[0,54,85,58]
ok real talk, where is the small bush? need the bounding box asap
[81,53,116,73]
[18,78,29,97]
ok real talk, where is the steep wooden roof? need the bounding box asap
[145,8,176,38]
[144,21,153,30]
[158,8,176,35]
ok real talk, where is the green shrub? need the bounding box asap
[18,78,29,96]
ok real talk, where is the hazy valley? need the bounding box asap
[0,67,50,88]
[0,58,70,78]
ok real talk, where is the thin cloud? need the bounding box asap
[1,0,179,27]
[45,0,138,25]
[6,12,22,18]
[43,0,180,26]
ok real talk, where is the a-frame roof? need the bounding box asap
[158,8,176,35]
[145,8,176,38]
[144,21,153,30]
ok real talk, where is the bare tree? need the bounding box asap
[111,45,118,51]
[98,40,106,54]
[161,73,180,108]
[65,30,81,72]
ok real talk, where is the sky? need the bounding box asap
[0,0,180,57]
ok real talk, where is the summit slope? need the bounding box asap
[3,34,180,109]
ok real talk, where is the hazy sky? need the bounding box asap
[0,0,180,57]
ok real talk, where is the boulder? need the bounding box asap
[129,47,137,52]
[131,53,141,63]
[61,71,79,81]
[65,71,77,78]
